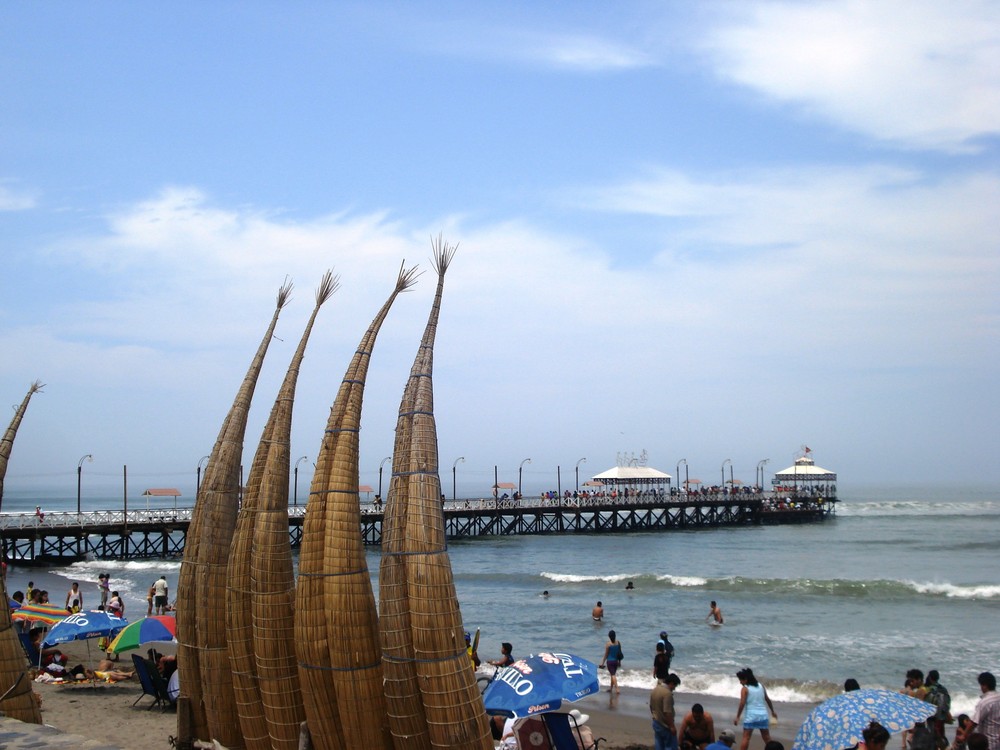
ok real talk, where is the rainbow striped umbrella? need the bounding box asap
[107,615,176,653]
[10,603,69,626]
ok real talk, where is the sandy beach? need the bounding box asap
[24,640,808,750]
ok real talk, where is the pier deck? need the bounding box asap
[0,494,834,562]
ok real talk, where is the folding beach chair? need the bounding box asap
[131,654,170,709]
[541,712,605,750]
[17,631,41,669]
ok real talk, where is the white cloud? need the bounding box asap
[528,32,656,71]
[0,183,37,211]
[703,0,1000,151]
[4,174,998,489]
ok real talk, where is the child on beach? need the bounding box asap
[97,573,110,607]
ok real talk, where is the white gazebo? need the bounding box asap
[772,453,837,497]
[590,465,672,496]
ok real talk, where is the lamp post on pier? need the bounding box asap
[294,455,308,507]
[676,458,686,495]
[756,458,770,491]
[721,459,731,492]
[196,455,210,498]
[378,456,392,501]
[77,454,93,515]
[518,458,531,498]
[575,457,587,493]
[452,456,465,502]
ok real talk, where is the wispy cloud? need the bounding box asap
[0,182,38,211]
[702,0,1000,151]
[524,32,656,71]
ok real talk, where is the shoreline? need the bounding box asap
[28,639,810,750]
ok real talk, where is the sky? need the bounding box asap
[2,1,998,504]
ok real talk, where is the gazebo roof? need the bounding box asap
[142,488,181,497]
[774,456,836,479]
[592,466,672,481]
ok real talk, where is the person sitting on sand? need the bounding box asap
[858,721,891,750]
[592,601,604,621]
[706,728,737,750]
[680,703,716,750]
[488,642,514,668]
[29,627,68,668]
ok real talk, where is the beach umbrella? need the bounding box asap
[106,616,176,653]
[10,603,69,627]
[792,689,937,750]
[482,652,600,718]
[41,611,128,647]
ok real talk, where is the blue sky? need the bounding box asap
[2,1,998,501]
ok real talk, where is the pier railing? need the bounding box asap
[0,491,834,562]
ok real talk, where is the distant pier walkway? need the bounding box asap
[0,493,835,562]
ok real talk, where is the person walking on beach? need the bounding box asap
[592,601,604,621]
[146,582,155,615]
[968,671,999,750]
[650,673,681,750]
[733,667,777,750]
[65,582,83,613]
[708,600,723,625]
[599,629,624,695]
[153,575,169,615]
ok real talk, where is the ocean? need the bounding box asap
[4,485,998,718]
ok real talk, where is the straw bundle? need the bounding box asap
[380,239,492,749]
[0,381,44,725]
[0,381,43,513]
[245,271,338,750]
[226,416,276,750]
[296,263,418,750]
[177,281,292,748]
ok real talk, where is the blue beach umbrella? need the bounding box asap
[42,611,128,647]
[482,652,600,718]
[792,689,937,750]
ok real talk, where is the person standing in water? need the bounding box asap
[600,629,624,695]
[592,601,604,621]
[707,601,724,624]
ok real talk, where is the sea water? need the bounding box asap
[4,485,997,716]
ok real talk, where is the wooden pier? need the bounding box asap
[0,494,835,563]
